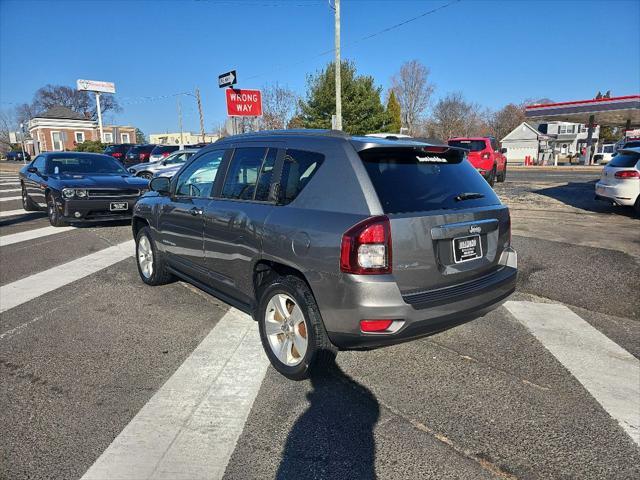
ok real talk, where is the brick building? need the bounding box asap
[27,106,136,154]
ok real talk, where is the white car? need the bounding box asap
[593,143,615,164]
[595,147,640,214]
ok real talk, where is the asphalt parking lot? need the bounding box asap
[1,165,639,480]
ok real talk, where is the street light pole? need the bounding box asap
[19,122,26,165]
[177,97,184,149]
[334,0,342,131]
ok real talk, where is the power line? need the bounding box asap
[244,0,461,81]
[111,0,461,107]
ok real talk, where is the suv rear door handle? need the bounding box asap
[190,207,203,216]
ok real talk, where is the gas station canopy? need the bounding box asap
[525,95,640,127]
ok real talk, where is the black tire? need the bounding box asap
[21,184,39,211]
[135,226,173,286]
[257,275,337,380]
[487,165,497,187]
[47,194,67,227]
[138,172,153,180]
[497,162,507,183]
[634,196,640,216]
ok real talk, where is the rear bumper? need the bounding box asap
[319,248,518,350]
[595,181,637,206]
[60,198,139,222]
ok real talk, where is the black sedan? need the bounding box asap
[19,152,150,227]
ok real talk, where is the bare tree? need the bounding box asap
[489,103,526,141]
[429,92,489,141]
[260,83,299,130]
[0,109,16,154]
[30,84,121,120]
[390,60,435,135]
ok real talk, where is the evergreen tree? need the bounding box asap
[300,61,387,135]
[385,90,402,133]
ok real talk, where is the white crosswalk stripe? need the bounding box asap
[505,301,640,446]
[81,308,269,480]
[0,196,20,202]
[0,208,37,218]
[0,225,76,247]
[0,188,21,193]
[0,240,134,313]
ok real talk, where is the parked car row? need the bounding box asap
[104,143,208,167]
[595,146,640,214]
[128,149,199,179]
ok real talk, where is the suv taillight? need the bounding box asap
[162,152,171,158]
[340,216,392,274]
[112,152,122,158]
[614,170,639,179]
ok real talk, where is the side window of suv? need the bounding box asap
[278,149,324,205]
[175,150,224,198]
[221,147,276,201]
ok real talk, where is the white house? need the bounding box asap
[501,122,551,165]
[502,121,601,165]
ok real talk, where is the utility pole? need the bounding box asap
[195,88,206,143]
[95,92,104,142]
[177,97,184,149]
[333,0,342,130]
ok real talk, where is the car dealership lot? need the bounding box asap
[1,169,639,479]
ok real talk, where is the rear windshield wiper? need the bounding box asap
[454,192,485,202]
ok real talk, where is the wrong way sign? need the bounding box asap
[226,89,262,116]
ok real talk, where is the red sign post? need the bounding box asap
[226,89,262,116]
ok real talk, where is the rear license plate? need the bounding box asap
[453,235,482,263]
[110,201,128,211]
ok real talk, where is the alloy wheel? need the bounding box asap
[264,293,308,366]
[137,235,154,279]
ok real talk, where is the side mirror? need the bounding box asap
[27,166,38,173]
[500,148,507,154]
[161,160,167,166]
[149,176,171,195]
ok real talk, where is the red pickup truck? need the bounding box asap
[448,136,507,186]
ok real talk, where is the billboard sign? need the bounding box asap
[77,79,116,94]
[226,89,262,116]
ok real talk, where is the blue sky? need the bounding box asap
[1,0,639,136]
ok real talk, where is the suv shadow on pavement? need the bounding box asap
[534,181,638,218]
[276,355,380,479]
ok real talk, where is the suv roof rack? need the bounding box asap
[220,129,351,140]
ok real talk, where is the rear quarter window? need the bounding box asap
[278,149,324,205]
[360,147,500,214]
[609,152,640,168]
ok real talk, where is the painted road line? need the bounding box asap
[504,301,640,446]
[81,308,269,480]
[0,188,21,193]
[0,209,38,218]
[0,225,76,247]
[0,196,21,202]
[0,240,134,313]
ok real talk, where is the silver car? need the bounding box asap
[132,131,517,380]
[128,149,198,179]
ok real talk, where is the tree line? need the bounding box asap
[260,59,552,143]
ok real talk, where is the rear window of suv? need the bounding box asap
[448,140,487,152]
[608,152,640,168]
[360,147,500,214]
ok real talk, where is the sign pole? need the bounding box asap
[19,123,26,165]
[177,97,184,149]
[95,92,104,143]
[196,88,205,143]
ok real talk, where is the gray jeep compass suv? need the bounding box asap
[132,130,517,380]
